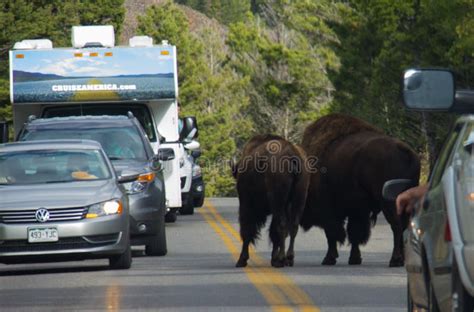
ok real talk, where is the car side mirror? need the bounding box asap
[158,148,175,161]
[402,68,455,111]
[382,179,418,201]
[118,170,140,184]
[0,121,8,143]
[180,116,199,141]
[184,140,200,151]
[191,149,201,159]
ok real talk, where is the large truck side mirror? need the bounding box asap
[0,121,8,143]
[180,116,199,141]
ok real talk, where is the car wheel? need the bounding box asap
[452,259,474,312]
[165,210,177,223]
[194,195,204,208]
[179,197,194,215]
[109,238,132,270]
[145,210,167,256]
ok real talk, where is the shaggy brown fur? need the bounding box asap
[301,114,420,267]
[233,134,310,268]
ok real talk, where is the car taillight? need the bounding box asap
[444,220,452,242]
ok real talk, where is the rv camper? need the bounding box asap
[6,25,200,220]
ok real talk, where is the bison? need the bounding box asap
[301,114,420,267]
[232,134,310,268]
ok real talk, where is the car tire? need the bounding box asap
[145,211,167,256]
[194,195,204,208]
[109,238,132,270]
[165,210,177,223]
[179,197,194,215]
[452,259,474,312]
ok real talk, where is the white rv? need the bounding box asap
[6,26,200,220]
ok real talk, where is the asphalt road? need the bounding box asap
[0,198,407,312]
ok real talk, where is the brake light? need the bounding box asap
[444,220,452,242]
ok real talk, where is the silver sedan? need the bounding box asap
[0,139,136,270]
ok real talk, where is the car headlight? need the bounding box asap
[86,200,123,218]
[123,172,156,194]
[192,165,202,177]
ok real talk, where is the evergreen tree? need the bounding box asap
[138,2,251,196]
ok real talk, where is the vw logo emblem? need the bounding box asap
[35,208,50,223]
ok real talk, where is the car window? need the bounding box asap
[429,124,462,187]
[0,149,111,185]
[42,104,156,142]
[454,123,474,243]
[21,126,148,161]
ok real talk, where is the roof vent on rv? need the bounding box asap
[71,25,115,49]
[129,36,153,47]
[13,39,53,50]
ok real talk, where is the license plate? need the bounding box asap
[28,227,59,243]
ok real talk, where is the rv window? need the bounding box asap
[42,104,156,142]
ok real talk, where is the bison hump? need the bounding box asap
[302,113,382,160]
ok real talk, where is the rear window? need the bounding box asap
[43,104,156,142]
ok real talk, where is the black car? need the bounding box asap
[18,115,173,256]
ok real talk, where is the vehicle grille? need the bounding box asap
[0,207,88,224]
[0,234,120,253]
[181,177,186,189]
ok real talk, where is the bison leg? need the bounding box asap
[285,223,298,267]
[322,224,343,265]
[269,216,288,268]
[236,240,251,268]
[347,213,371,265]
[382,202,405,267]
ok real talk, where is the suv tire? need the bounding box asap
[145,210,167,256]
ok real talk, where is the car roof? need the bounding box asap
[0,139,103,152]
[25,115,137,130]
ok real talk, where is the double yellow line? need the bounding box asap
[199,201,320,312]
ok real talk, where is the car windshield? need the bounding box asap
[0,149,111,185]
[21,126,148,161]
[455,124,474,243]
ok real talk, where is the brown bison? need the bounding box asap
[232,134,310,268]
[301,114,420,267]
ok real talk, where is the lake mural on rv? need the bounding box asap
[10,47,177,103]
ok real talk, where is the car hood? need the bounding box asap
[0,180,120,210]
[111,159,149,175]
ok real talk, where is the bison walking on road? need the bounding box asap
[301,114,420,267]
[232,134,310,268]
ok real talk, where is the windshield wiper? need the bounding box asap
[45,180,74,184]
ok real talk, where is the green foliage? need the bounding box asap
[138,2,251,196]
[175,0,250,24]
[227,0,339,141]
[329,0,472,170]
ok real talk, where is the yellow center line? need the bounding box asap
[201,200,320,312]
[199,207,293,311]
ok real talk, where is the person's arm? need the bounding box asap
[396,184,429,215]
